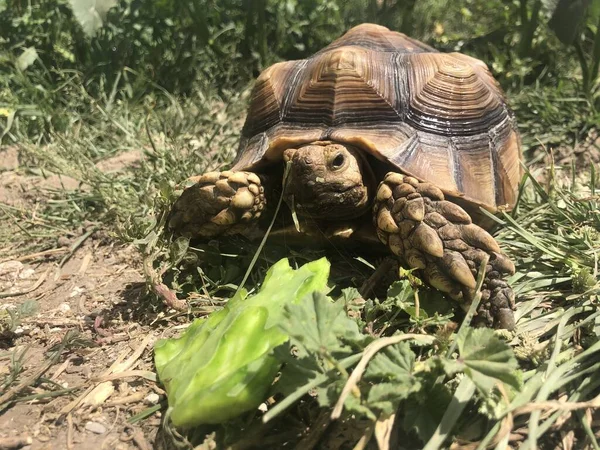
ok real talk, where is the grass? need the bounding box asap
[2,35,600,450]
[0,81,248,256]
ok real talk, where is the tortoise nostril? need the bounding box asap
[302,155,313,165]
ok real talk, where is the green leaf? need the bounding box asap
[69,0,117,37]
[364,342,414,382]
[338,287,361,304]
[273,290,369,414]
[271,341,322,396]
[363,343,420,415]
[364,279,418,322]
[154,258,331,427]
[386,280,414,304]
[16,47,38,71]
[336,387,377,420]
[456,328,521,394]
[418,289,454,318]
[279,292,366,357]
[367,382,415,416]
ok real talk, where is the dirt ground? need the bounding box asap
[0,148,165,450]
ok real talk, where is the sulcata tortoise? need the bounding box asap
[169,23,523,330]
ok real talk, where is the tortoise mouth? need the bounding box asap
[287,185,372,220]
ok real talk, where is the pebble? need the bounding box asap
[57,236,71,247]
[144,393,160,405]
[0,261,23,285]
[18,268,35,279]
[69,287,84,298]
[85,421,107,434]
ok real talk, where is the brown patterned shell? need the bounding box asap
[232,23,522,212]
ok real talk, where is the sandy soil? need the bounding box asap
[0,147,165,450]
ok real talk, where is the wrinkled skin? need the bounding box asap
[169,141,516,330]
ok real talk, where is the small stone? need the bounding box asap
[18,268,35,279]
[0,261,23,280]
[57,236,71,247]
[144,393,160,405]
[69,287,84,298]
[85,421,107,434]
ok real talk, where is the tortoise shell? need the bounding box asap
[232,23,522,212]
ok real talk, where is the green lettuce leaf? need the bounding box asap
[154,257,330,427]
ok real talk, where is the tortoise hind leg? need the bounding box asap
[169,171,266,238]
[373,172,516,330]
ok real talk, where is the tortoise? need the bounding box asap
[169,23,523,330]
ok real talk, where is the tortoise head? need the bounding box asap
[282,141,376,220]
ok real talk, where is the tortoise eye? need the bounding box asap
[331,153,345,169]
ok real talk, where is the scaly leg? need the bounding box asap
[169,171,266,238]
[373,172,516,330]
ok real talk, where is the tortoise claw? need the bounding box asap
[410,223,443,257]
[441,251,476,290]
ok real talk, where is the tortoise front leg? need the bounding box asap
[373,173,516,330]
[168,171,267,238]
